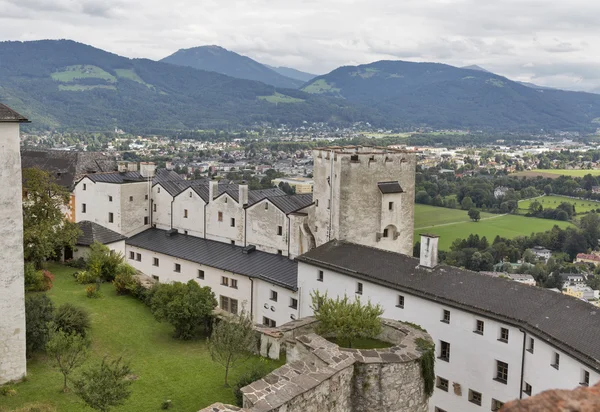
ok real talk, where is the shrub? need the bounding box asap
[65,257,87,269]
[41,270,55,291]
[87,242,124,282]
[25,294,55,356]
[24,264,54,292]
[86,285,102,299]
[233,363,269,406]
[54,303,91,337]
[75,271,97,285]
[0,385,17,396]
[113,264,139,295]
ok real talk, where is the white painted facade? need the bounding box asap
[172,187,205,238]
[205,193,244,245]
[151,183,173,231]
[296,261,600,412]
[0,121,26,384]
[73,240,126,260]
[246,199,290,256]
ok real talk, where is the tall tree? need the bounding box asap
[208,310,256,387]
[46,329,90,392]
[22,168,81,267]
[73,357,133,412]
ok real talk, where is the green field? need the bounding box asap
[58,85,117,92]
[51,65,116,83]
[2,265,282,412]
[115,69,154,88]
[257,92,304,104]
[414,205,573,250]
[518,195,600,214]
[301,79,341,95]
[530,169,600,177]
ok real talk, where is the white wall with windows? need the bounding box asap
[73,240,125,260]
[246,199,289,256]
[172,188,206,238]
[254,280,299,327]
[151,184,174,230]
[74,178,122,234]
[205,193,244,245]
[297,261,600,412]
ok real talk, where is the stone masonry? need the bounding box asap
[199,318,431,412]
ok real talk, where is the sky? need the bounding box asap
[1,0,600,92]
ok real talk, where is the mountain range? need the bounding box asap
[2,39,600,133]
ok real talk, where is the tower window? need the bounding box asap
[184,209,188,218]
[383,228,389,238]
[265,203,269,210]
[389,201,393,210]
[83,183,86,190]
[82,203,87,213]
[230,218,235,227]
[108,212,114,223]
[108,195,113,202]
[218,212,223,222]
[189,192,192,198]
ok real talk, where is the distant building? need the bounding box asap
[592,186,600,194]
[530,246,552,262]
[494,186,509,198]
[563,284,600,301]
[575,253,600,266]
[271,177,314,194]
[480,272,536,286]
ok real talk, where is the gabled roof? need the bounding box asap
[248,188,286,206]
[377,181,403,194]
[84,169,183,185]
[0,103,28,122]
[296,240,600,373]
[126,229,297,290]
[76,221,126,246]
[256,193,314,215]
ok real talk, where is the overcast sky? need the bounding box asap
[2,0,600,92]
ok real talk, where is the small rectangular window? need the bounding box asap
[220,296,229,312]
[499,327,509,343]
[491,399,504,411]
[184,209,188,218]
[317,270,324,282]
[153,257,159,267]
[145,194,149,200]
[265,203,269,210]
[552,352,560,370]
[197,269,205,280]
[528,337,535,353]
[389,201,393,211]
[350,154,359,162]
[129,251,135,260]
[277,250,282,255]
[290,298,298,309]
[83,183,87,191]
[189,192,192,198]
[224,197,228,204]
[136,253,141,262]
[436,376,449,392]
[475,320,484,335]
[439,341,450,362]
[277,225,283,236]
[82,203,87,213]
[582,370,590,386]
[144,216,149,225]
[397,295,404,308]
[442,309,450,324]
[495,360,508,384]
[469,389,482,405]
[356,282,363,295]
[270,290,278,302]
[108,212,114,223]
[158,187,161,193]
[218,212,223,222]
[153,204,157,212]
[129,196,133,202]
[262,317,276,327]
[231,218,235,227]
[231,279,238,289]
[221,276,229,286]
[523,382,532,395]
[231,240,235,245]
[108,195,113,202]
[315,199,319,207]
[383,228,389,238]
[174,263,181,273]
[152,275,159,281]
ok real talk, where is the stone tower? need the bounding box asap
[0,104,28,384]
[309,146,416,256]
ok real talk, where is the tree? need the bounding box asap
[461,196,474,210]
[25,293,55,356]
[150,280,217,339]
[87,242,124,282]
[54,303,91,337]
[310,291,383,348]
[73,357,133,412]
[468,208,481,222]
[208,310,256,387]
[522,249,537,264]
[22,168,81,267]
[46,329,90,392]
[415,190,431,205]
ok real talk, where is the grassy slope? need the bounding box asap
[413,205,573,250]
[414,204,495,229]
[518,195,600,214]
[2,264,282,412]
[257,92,304,103]
[531,169,600,177]
[51,65,116,83]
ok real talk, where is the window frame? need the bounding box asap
[499,327,509,343]
[491,399,504,411]
[396,295,405,308]
[356,282,363,295]
[277,225,283,236]
[468,389,482,406]
[317,270,324,282]
[82,203,87,213]
[436,376,449,392]
[441,309,450,324]
[231,279,238,289]
[523,382,532,396]
[290,297,298,309]
[197,269,205,280]
[221,276,229,286]
[551,352,560,370]
[475,319,484,335]
[495,360,508,384]
[153,257,159,267]
[174,263,181,273]
[439,341,450,362]
[581,370,590,387]
[270,290,278,302]
[218,211,223,222]
[230,217,235,227]
[108,212,114,223]
[135,253,141,262]
[129,251,135,260]
[184,209,188,218]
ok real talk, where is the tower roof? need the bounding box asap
[0,103,28,122]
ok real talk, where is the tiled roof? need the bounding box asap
[377,181,403,194]
[263,194,314,214]
[296,240,600,373]
[76,221,126,246]
[85,169,182,185]
[0,103,28,122]
[577,253,600,262]
[126,229,297,290]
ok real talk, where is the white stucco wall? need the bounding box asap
[151,184,173,230]
[120,181,151,236]
[0,122,26,384]
[246,199,289,255]
[254,280,299,327]
[205,194,244,245]
[74,178,122,234]
[73,240,126,260]
[297,262,600,412]
[172,188,205,238]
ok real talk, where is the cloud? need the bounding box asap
[0,0,599,91]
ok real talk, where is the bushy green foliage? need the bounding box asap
[87,243,124,282]
[310,291,383,348]
[233,362,269,406]
[86,285,102,299]
[150,280,217,339]
[46,329,90,392]
[53,303,91,337]
[25,294,55,356]
[208,311,256,386]
[468,208,481,222]
[112,264,139,295]
[415,338,435,397]
[24,263,54,291]
[73,357,133,412]
[75,270,97,284]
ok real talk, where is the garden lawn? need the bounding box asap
[2,264,283,412]
[518,195,600,215]
[413,207,573,250]
[414,204,495,229]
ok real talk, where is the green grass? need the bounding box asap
[58,85,117,92]
[530,169,600,177]
[325,337,393,349]
[414,204,495,229]
[115,69,154,89]
[301,79,342,95]
[51,65,116,83]
[518,195,600,214]
[413,206,572,250]
[257,92,304,104]
[3,264,282,412]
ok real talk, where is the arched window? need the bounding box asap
[383,224,397,239]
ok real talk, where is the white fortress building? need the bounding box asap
[0,104,28,384]
[9,132,600,411]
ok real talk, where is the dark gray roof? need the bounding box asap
[296,240,600,373]
[85,169,182,185]
[260,194,314,214]
[377,181,404,194]
[126,229,297,290]
[76,221,126,246]
[248,188,286,206]
[22,150,117,189]
[180,184,285,205]
[0,103,28,122]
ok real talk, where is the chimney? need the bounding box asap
[420,234,439,269]
[208,180,218,202]
[239,183,248,206]
[127,162,138,172]
[117,161,128,172]
[140,162,156,178]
